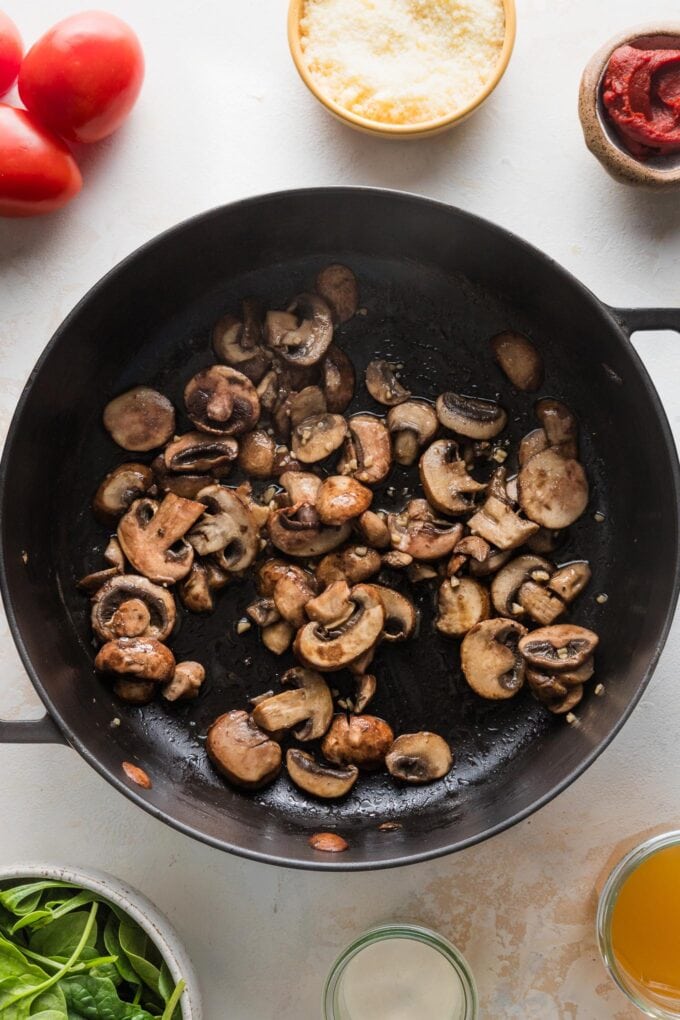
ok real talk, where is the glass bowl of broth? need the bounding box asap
[323,923,478,1020]
[597,831,680,1018]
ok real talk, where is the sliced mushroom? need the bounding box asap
[387,400,438,466]
[469,547,512,578]
[338,414,392,485]
[353,673,377,713]
[454,536,490,562]
[315,545,381,586]
[436,392,507,440]
[385,733,453,784]
[362,584,417,642]
[348,647,376,677]
[388,500,464,561]
[316,476,373,525]
[261,619,294,654]
[548,561,592,603]
[152,457,214,500]
[179,561,215,613]
[517,581,565,626]
[321,714,394,770]
[256,368,279,413]
[305,580,353,626]
[289,386,327,428]
[535,398,578,459]
[286,748,358,799]
[163,661,205,701]
[365,360,410,406]
[188,485,260,571]
[118,493,204,584]
[273,567,317,628]
[257,558,299,596]
[294,584,385,671]
[104,599,151,638]
[381,550,412,569]
[77,565,121,594]
[519,428,549,466]
[291,413,348,464]
[103,387,175,452]
[357,510,391,550]
[322,344,355,413]
[419,440,486,515]
[266,293,334,366]
[269,503,351,557]
[407,562,439,583]
[527,657,595,688]
[315,264,358,323]
[436,577,490,637]
[93,463,154,524]
[163,436,237,481]
[247,596,281,628]
[95,637,176,682]
[237,430,276,479]
[91,575,176,643]
[234,481,271,531]
[490,555,554,616]
[184,366,260,436]
[491,332,544,392]
[518,448,589,529]
[468,495,539,550]
[278,470,321,507]
[113,679,156,704]
[518,624,598,671]
[252,668,332,740]
[527,672,584,714]
[212,301,270,383]
[206,710,282,789]
[460,618,527,699]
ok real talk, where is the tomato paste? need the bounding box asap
[602,42,680,159]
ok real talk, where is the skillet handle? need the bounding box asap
[612,307,680,333]
[0,715,67,745]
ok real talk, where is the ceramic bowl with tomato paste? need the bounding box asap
[579,23,680,188]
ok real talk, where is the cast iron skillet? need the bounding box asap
[1,188,679,871]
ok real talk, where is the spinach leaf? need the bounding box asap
[0,934,50,1006]
[117,921,163,1000]
[103,915,139,987]
[29,913,98,960]
[61,972,157,1020]
[0,883,76,917]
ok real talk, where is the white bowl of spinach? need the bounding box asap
[0,863,201,1019]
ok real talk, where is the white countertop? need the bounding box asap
[2,1,680,1016]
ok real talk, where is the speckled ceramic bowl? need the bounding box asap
[0,863,202,1019]
[288,0,516,138]
[579,23,680,188]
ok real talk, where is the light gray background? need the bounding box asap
[2,1,679,1016]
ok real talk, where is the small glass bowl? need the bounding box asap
[597,831,680,1018]
[323,923,478,1020]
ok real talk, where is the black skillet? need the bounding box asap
[1,188,679,871]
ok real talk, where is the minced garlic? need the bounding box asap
[299,0,506,125]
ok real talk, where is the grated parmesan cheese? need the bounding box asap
[299,0,506,125]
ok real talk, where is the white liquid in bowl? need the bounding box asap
[336,937,466,1020]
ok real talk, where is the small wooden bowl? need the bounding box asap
[288,0,517,139]
[579,23,680,189]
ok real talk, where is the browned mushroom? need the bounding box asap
[357,510,391,550]
[164,432,238,476]
[266,293,334,366]
[279,470,322,506]
[490,555,554,617]
[184,366,260,436]
[252,668,333,740]
[518,448,589,529]
[385,733,453,783]
[151,457,214,500]
[454,536,491,562]
[91,575,176,643]
[237,430,276,478]
[269,503,351,557]
[535,398,578,459]
[188,485,260,570]
[118,493,205,584]
[353,673,377,713]
[315,264,358,323]
[163,661,205,701]
[516,581,565,626]
[295,584,385,671]
[362,584,417,642]
[321,714,394,770]
[246,596,280,628]
[315,546,382,586]
[113,679,156,704]
[436,392,507,440]
[261,620,295,654]
[180,561,216,613]
[387,400,438,466]
[95,637,176,683]
[316,476,373,525]
[305,580,354,626]
[291,413,348,464]
[256,368,279,413]
[388,499,464,561]
[518,624,598,671]
[419,440,486,515]
[365,360,410,406]
[273,566,318,628]
[322,344,355,413]
[381,550,412,569]
[286,749,358,799]
[212,300,270,383]
[527,671,584,714]
[289,386,328,428]
[77,565,121,594]
[93,463,154,525]
[491,332,544,391]
[206,710,282,789]
[519,428,549,466]
[460,618,527,699]
[548,561,592,603]
[338,414,392,485]
[468,495,539,550]
[103,387,175,452]
[436,577,490,637]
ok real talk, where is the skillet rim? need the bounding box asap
[1,186,678,871]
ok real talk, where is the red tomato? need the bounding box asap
[18,11,144,144]
[0,104,82,216]
[0,11,22,97]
